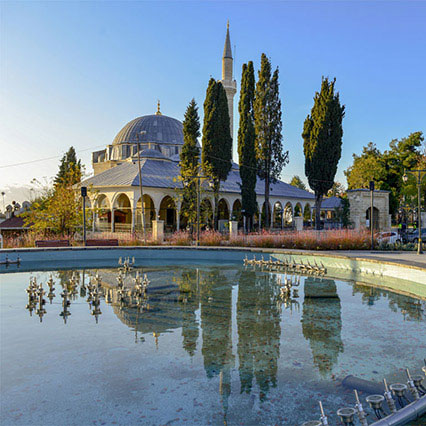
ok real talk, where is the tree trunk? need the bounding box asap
[213,180,219,231]
[264,175,270,229]
[315,192,323,231]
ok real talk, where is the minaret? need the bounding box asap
[220,21,237,141]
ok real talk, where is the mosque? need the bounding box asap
[81,24,315,233]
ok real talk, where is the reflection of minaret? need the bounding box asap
[221,21,237,141]
[301,277,344,376]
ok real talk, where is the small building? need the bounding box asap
[347,189,391,231]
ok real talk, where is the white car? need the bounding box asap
[377,231,401,245]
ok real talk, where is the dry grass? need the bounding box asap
[2,229,373,251]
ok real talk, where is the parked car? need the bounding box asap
[405,228,426,244]
[377,231,401,245]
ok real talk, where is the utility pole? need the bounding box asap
[369,181,374,250]
[403,169,425,255]
[136,131,147,243]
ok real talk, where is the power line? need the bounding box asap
[0,145,105,169]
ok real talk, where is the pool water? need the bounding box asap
[1,264,425,425]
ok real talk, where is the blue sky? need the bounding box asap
[1,1,425,204]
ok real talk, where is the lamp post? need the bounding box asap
[403,169,426,255]
[136,131,147,243]
[184,174,211,246]
[241,209,246,234]
[81,186,87,246]
[369,180,374,250]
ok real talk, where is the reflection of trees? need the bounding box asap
[176,269,200,357]
[302,277,343,376]
[351,283,426,322]
[237,270,281,401]
[200,269,233,416]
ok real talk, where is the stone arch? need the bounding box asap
[112,193,132,231]
[159,195,177,231]
[366,206,379,230]
[231,199,243,228]
[273,201,283,228]
[304,203,312,221]
[261,201,272,228]
[294,202,303,217]
[136,194,156,230]
[284,202,293,226]
[94,194,111,231]
[218,198,230,221]
[201,198,213,229]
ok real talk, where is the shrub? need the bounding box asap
[167,231,192,246]
[199,230,223,246]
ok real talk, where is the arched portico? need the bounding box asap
[294,202,302,217]
[218,198,230,221]
[135,194,156,231]
[284,202,293,227]
[201,198,213,230]
[94,194,111,232]
[273,201,283,229]
[112,193,132,232]
[231,199,243,228]
[159,195,177,231]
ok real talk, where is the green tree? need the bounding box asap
[201,79,233,229]
[54,146,82,186]
[179,99,201,231]
[254,54,288,228]
[303,77,345,229]
[290,175,306,191]
[327,181,345,197]
[238,61,257,231]
[345,132,424,216]
[345,142,385,189]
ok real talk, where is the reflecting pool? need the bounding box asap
[1,264,425,425]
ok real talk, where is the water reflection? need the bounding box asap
[237,270,281,401]
[302,277,344,376]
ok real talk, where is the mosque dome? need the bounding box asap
[113,113,183,146]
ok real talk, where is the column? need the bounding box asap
[111,209,115,233]
[131,208,136,233]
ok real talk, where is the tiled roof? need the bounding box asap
[315,196,342,210]
[0,216,27,229]
[82,159,315,200]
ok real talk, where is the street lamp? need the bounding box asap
[403,169,426,254]
[369,180,374,250]
[81,186,87,246]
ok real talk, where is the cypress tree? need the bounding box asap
[55,146,82,186]
[202,78,233,229]
[302,77,345,230]
[254,54,288,229]
[237,61,257,231]
[179,99,201,230]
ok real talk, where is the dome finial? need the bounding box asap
[156,100,162,115]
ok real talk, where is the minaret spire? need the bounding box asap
[220,21,237,141]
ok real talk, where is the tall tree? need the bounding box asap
[179,99,201,231]
[254,54,288,229]
[55,146,82,186]
[303,77,345,229]
[238,61,257,231]
[202,78,233,229]
[290,175,306,191]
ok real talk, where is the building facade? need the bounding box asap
[81,24,315,233]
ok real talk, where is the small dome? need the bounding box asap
[113,114,183,146]
[132,148,170,160]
